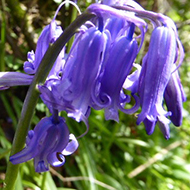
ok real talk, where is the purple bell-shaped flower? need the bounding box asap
[10,116,78,173]
[24,14,65,80]
[39,26,111,123]
[164,65,186,126]
[137,26,177,139]
[92,24,139,122]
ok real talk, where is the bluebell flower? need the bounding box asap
[39,26,110,123]
[137,26,177,139]
[92,24,140,122]
[164,65,186,126]
[0,9,65,91]
[10,116,78,173]
[24,14,65,79]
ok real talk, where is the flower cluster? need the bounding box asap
[1,0,185,172]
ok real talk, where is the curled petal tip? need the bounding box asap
[47,152,66,167]
[62,134,79,156]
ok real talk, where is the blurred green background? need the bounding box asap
[0,0,190,189]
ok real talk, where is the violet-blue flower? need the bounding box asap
[40,26,110,123]
[0,72,33,90]
[137,26,177,139]
[87,3,147,50]
[92,23,140,122]
[24,14,65,79]
[164,65,186,126]
[10,116,78,173]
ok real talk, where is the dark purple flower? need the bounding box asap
[10,116,78,173]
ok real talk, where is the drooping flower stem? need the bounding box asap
[113,5,162,26]
[3,12,95,190]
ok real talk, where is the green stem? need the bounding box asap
[3,12,95,190]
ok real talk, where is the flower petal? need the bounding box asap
[157,116,170,140]
[143,118,156,135]
[47,152,65,167]
[62,134,79,156]
[0,72,33,89]
[10,118,54,164]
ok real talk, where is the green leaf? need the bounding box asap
[14,172,24,190]
[45,172,57,190]
[173,169,190,181]
[118,138,150,147]
[57,188,76,190]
